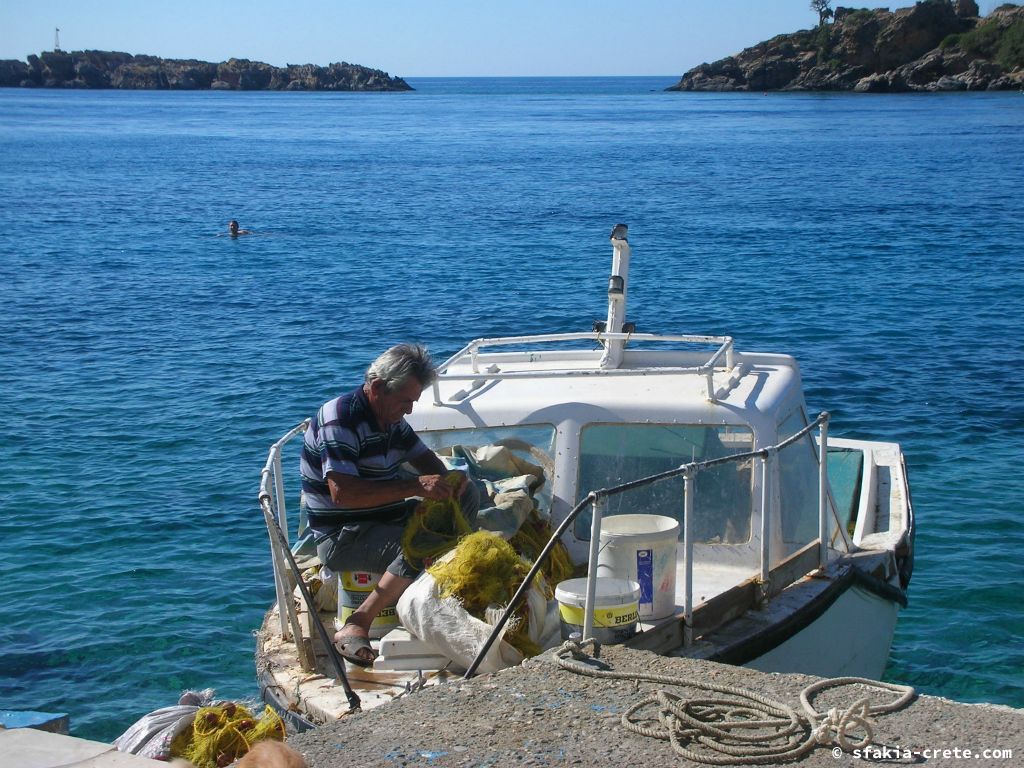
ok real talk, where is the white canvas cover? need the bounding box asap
[396,561,560,673]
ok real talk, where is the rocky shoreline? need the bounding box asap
[0,50,412,91]
[669,0,1024,92]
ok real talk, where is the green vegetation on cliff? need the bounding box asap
[941,18,1024,69]
[669,0,1024,93]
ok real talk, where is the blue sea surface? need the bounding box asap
[1,78,1022,741]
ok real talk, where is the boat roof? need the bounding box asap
[410,341,807,439]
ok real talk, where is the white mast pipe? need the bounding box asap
[600,224,630,370]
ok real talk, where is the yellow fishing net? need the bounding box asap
[169,702,285,768]
[509,509,574,595]
[405,472,577,658]
[401,473,473,568]
[428,530,542,658]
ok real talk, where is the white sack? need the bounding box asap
[397,572,523,673]
[115,705,198,759]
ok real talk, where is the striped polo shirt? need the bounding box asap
[300,385,429,528]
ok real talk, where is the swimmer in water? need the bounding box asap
[227,219,252,237]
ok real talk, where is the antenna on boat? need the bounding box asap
[599,223,631,369]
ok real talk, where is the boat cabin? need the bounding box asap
[413,339,845,591]
[408,227,848,622]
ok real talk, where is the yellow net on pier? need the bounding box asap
[169,702,285,768]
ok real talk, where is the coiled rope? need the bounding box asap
[555,639,915,765]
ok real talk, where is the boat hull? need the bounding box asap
[744,582,900,679]
[660,554,908,680]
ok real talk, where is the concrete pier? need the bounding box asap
[289,645,1022,767]
[0,726,164,767]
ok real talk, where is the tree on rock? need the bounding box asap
[810,0,834,27]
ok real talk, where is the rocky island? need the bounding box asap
[0,50,412,91]
[669,0,1024,92]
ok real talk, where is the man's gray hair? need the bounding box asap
[365,343,437,392]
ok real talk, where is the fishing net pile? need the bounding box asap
[170,702,285,768]
[400,472,473,569]
[394,445,571,670]
[510,508,574,588]
[400,444,573,587]
[397,527,560,672]
[114,690,285,767]
[428,530,544,657]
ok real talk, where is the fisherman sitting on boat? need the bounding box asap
[300,343,478,666]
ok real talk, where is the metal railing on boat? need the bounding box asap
[431,332,735,403]
[258,420,310,646]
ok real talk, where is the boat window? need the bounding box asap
[777,408,822,561]
[417,425,556,515]
[574,423,754,543]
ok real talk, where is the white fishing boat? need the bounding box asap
[256,224,914,729]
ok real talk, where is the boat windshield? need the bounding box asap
[417,424,557,515]
[777,408,828,562]
[574,423,755,544]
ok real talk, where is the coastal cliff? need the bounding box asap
[0,50,412,91]
[668,0,1024,92]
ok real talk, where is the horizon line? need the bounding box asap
[402,74,682,79]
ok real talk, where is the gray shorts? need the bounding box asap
[314,482,480,579]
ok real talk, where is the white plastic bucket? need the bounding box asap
[554,577,641,644]
[596,514,679,621]
[337,571,399,639]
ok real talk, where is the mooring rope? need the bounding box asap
[555,639,915,765]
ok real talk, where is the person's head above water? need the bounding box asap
[227,220,251,236]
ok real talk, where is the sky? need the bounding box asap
[0,1,1009,78]
[0,0,826,77]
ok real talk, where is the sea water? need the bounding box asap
[0,79,1021,741]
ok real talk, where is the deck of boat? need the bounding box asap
[256,601,460,727]
[256,556,770,727]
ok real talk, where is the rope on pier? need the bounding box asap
[555,639,915,765]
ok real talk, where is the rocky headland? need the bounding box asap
[668,0,1024,92]
[0,50,412,91]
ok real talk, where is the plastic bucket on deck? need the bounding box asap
[596,514,679,621]
[336,571,399,639]
[554,577,640,644]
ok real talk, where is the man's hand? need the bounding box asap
[416,470,468,500]
[416,473,455,500]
